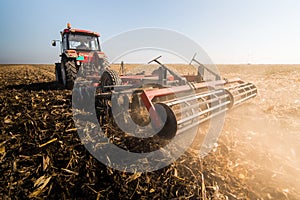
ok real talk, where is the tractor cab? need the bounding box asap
[60,23,101,52]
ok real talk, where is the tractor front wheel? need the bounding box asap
[61,59,77,89]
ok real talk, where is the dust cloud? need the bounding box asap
[218,64,300,199]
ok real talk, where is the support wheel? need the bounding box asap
[99,69,121,92]
[154,103,177,140]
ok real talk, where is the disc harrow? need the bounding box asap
[93,56,257,139]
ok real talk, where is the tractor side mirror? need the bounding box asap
[52,40,56,46]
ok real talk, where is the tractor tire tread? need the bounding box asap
[64,59,77,89]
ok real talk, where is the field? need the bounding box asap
[1,64,300,199]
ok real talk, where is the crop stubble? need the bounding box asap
[1,64,299,199]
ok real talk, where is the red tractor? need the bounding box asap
[52,23,109,89]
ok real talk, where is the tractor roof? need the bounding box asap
[62,23,100,37]
[62,28,100,37]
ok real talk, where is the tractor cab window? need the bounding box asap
[68,33,100,51]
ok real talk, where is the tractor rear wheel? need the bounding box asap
[55,63,63,84]
[61,58,77,89]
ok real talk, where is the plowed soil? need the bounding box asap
[1,64,299,199]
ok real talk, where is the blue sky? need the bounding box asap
[0,0,299,64]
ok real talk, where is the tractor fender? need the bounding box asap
[63,50,78,58]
